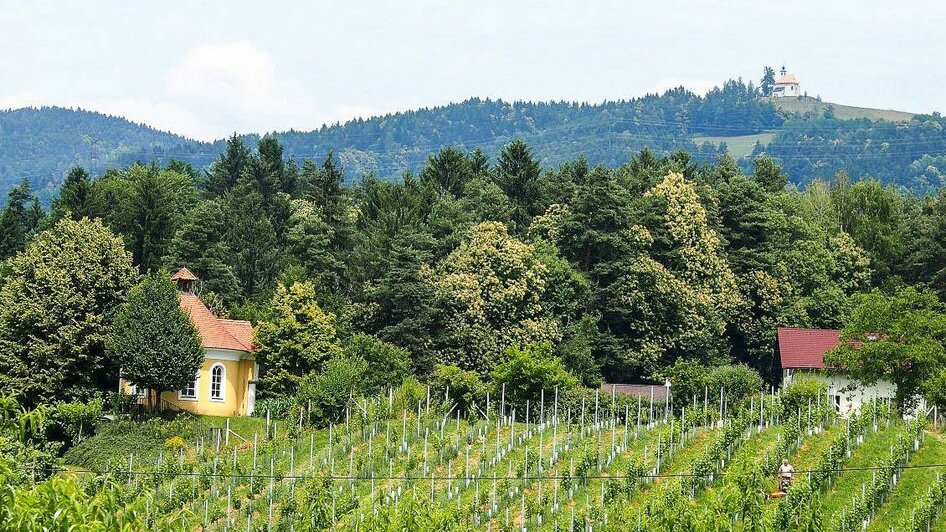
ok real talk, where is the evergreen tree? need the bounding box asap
[165,200,241,304]
[495,140,542,227]
[52,167,94,221]
[420,147,473,197]
[0,180,43,259]
[205,134,251,197]
[760,66,776,97]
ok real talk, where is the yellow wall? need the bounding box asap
[121,352,255,416]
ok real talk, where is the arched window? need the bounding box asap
[210,364,225,402]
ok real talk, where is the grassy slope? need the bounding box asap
[63,415,267,471]
[819,424,905,525]
[869,430,946,532]
[771,97,915,122]
[692,132,777,158]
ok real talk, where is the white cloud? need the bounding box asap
[1,42,339,141]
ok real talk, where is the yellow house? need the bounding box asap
[120,268,258,416]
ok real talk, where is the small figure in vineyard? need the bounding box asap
[778,459,795,491]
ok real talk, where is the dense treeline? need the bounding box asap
[0,80,776,200]
[8,78,946,210]
[3,133,946,406]
[759,111,946,192]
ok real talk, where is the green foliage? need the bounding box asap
[429,364,486,416]
[254,282,343,398]
[0,217,137,405]
[50,398,103,447]
[491,342,579,415]
[430,221,559,374]
[826,286,946,410]
[296,355,368,426]
[110,272,204,410]
[780,376,828,418]
[344,333,411,394]
[664,360,762,409]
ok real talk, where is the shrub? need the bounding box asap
[297,355,368,427]
[50,398,103,447]
[780,375,828,417]
[164,436,187,452]
[392,376,427,414]
[491,342,579,416]
[707,365,762,406]
[429,364,486,416]
[344,333,410,394]
[664,361,762,410]
[664,359,710,408]
[253,397,295,420]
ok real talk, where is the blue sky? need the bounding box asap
[1,0,943,141]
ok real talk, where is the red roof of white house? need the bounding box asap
[776,327,842,369]
[179,293,254,352]
[776,73,799,85]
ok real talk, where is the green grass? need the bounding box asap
[692,132,777,158]
[819,424,905,524]
[63,414,267,471]
[869,430,946,531]
[771,97,915,122]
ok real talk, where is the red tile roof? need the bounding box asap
[179,293,253,352]
[171,267,199,282]
[776,327,841,369]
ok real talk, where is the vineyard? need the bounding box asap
[33,388,946,531]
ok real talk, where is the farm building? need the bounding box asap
[119,268,258,416]
[777,326,905,416]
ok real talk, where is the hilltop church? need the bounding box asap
[771,66,800,97]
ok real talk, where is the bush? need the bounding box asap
[665,359,710,408]
[780,375,828,417]
[664,361,762,410]
[297,355,368,427]
[50,398,103,447]
[429,364,486,416]
[707,364,763,406]
[392,376,427,414]
[254,397,295,420]
[491,343,579,416]
[344,333,411,394]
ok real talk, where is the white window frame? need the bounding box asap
[129,383,146,398]
[178,371,199,401]
[209,363,226,402]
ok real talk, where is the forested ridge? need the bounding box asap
[7,75,946,206]
[2,134,945,395]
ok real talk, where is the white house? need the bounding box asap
[771,66,800,98]
[777,327,902,417]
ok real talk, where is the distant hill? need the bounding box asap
[1,82,943,203]
[0,107,213,202]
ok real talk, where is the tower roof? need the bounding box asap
[171,267,199,282]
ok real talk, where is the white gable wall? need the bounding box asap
[782,368,918,417]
